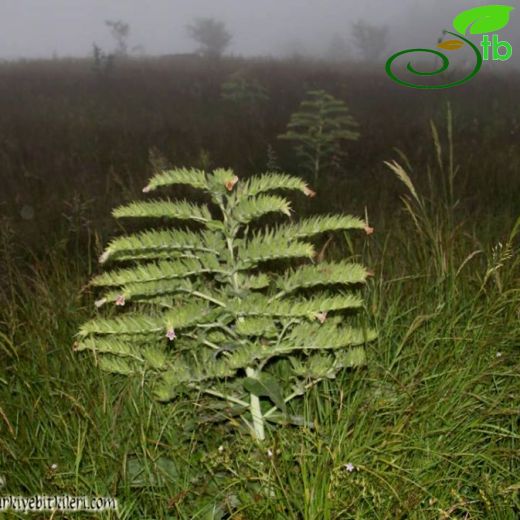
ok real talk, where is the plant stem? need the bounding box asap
[220,197,266,441]
[245,367,265,441]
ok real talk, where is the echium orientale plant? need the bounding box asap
[76,168,376,441]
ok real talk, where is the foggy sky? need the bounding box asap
[0,0,518,60]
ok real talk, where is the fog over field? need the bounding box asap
[1,0,519,63]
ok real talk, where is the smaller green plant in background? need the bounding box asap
[278,89,360,185]
[76,168,376,441]
[221,72,269,108]
[265,143,282,172]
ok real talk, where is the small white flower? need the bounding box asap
[51,463,58,470]
[218,445,224,453]
[95,297,107,308]
[115,294,126,306]
[344,463,355,472]
[166,327,176,341]
[496,352,502,358]
[267,449,273,458]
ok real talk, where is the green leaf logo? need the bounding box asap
[453,5,514,35]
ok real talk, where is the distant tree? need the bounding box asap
[186,17,232,59]
[351,20,388,62]
[106,19,130,56]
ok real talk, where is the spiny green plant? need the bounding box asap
[76,168,376,441]
[279,89,360,184]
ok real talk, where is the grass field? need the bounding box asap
[0,56,518,519]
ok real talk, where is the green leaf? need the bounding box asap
[235,316,278,338]
[74,337,146,359]
[143,167,208,193]
[98,356,137,375]
[232,194,292,224]
[278,214,367,240]
[91,256,221,287]
[337,347,367,368]
[238,233,314,267]
[243,374,287,413]
[113,199,212,224]
[235,273,271,290]
[102,279,224,307]
[453,5,514,35]
[99,229,222,264]
[277,261,369,293]
[232,293,364,318]
[241,172,312,198]
[79,303,211,337]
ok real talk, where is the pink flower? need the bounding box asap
[303,186,316,198]
[364,225,374,236]
[316,311,328,324]
[166,328,176,341]
[225,175,239,191]
[115,294,126,306]
[344,463,355,472]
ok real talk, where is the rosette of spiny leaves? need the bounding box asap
[76,167,376,441]
[279,89,360,184]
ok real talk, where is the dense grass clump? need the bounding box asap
[0,184,517,518]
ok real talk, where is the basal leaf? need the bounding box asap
[452,5,514,35]
[243,374,287,413]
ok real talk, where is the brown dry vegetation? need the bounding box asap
[0,56,518,248]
